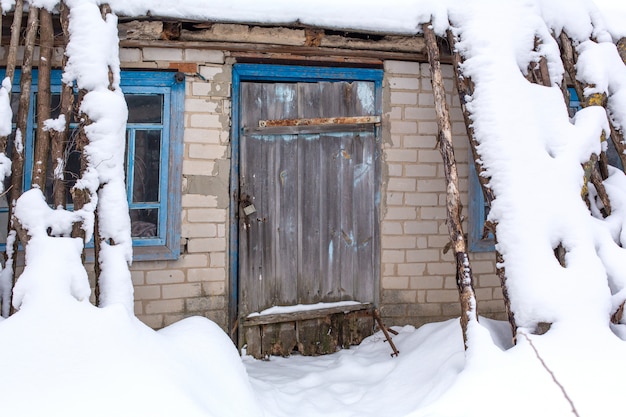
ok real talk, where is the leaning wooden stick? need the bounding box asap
[373,309,399,357]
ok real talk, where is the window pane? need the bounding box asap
[126,94,163,123]
[37,93,79,122]
[132,129,161,203]
[130,208,158,238]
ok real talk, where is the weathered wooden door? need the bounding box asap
[238,79,380,318]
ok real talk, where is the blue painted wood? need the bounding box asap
[233,64,384,84]
[468,148,495,252]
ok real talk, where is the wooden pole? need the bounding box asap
[10,6,38,210]
[0,0,24,160]
[525,37,552,87]
[618,38,626,64]
[446,29,494,207]
[7,6,39,300]
[32,8,53,190]
[447,28,519,340]
[5,0,23,83]
[51,3,73,209]
[423,23,478,348]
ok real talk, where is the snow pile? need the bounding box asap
[0,295,261,417]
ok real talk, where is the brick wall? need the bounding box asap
[3,42,505,332]
[120,47,232,330]
[92,51,507,329]
[380,60,505,327]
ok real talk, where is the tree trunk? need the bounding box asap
[10,6,38,212]
[424,23,478,348]
[617,38,626,65]
[5,0,23,82]
[447,28,519,339]
[446,29,494,207]
[525,37,552,87]
[32,9,53,191]
[71,89,90,243]
[7,6,39,300]
[51,3,73,209]
[0,0,23,158]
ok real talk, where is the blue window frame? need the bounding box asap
[0,70,184,260]
[468,156,495,252]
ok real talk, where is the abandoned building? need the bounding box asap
[7,5,609,357]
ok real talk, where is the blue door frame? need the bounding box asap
[228,63,383,338]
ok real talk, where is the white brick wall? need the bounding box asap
[116,46,232,330]
[108,47,504,332]
[380,60,503,327]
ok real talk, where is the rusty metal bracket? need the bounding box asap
[258,115,380,128]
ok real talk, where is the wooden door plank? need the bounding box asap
[338,131,356,301]
[263,83,298,311]
[298,133,322,304]
[239,82,265,315]
[353,131,376,302]
[297,82,323,304]
[351,81,377,117]
[274,134,299,307]
[320,132,343,301]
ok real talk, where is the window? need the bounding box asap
[468,87,621,252]
[0,70,184,260]
[468,156,494,252]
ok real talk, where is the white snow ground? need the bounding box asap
[2,299,626,417]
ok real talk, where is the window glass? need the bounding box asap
[130,208,159,238]
[132,129,161,204]
[127,94,163,123]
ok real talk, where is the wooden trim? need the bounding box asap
[120,39,441,63]
[242,303,373,326]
